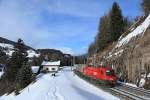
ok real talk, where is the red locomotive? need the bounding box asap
[82,66,117,85]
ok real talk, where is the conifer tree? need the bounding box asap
[96,14,111,51]
[142,0,150,15]
[4,39,28,82]
[0,48,8,64]
[110,2,124,41]
[16,63,32,89]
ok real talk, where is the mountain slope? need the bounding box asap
[0,37,39,57]
[0,37,34,50]
[116,15,150,47]
[88,14,150,84]
[106,14,150,83]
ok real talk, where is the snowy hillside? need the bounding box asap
[0,43,14,56]
[103,14,150,87]
[0,67,119,100]
[106,14,150,59]
[27,50,40,58]
[0,43,14,49]
[116,14,150,48]
[0,43,39,58]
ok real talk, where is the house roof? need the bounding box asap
[41,61,60,66]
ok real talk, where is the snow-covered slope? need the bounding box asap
[0,72,4,78]
[0,43,39,58]
[116,14,150,48]
[0,67,119,100]
[27,50,40,58]
[103,14,150,85]
[0,43,14,56]
[0,43,14,49]
[105,14,150,60]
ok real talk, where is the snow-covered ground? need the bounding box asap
[0,72,3,78]
[0,43,14,49]
[0,67,119,100]
[31,66,40,74]
[27,50,40,58]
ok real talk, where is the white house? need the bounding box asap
[41,61,61,72]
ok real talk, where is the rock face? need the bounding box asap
[88,14,150,83]
[109,27,150,83]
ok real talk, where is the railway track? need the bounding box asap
[118,84,150,98]
[110,83,150,100]
[74,70,150,100]
[110,87,148,100]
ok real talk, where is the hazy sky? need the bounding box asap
[0,0,142,55]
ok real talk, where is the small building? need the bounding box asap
[41,61,60,72]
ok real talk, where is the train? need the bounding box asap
[75,64,118,86]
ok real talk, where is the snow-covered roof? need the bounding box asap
[41,61,61,66]
[116,14,150,47]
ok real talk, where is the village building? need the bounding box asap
[41,60,61,72]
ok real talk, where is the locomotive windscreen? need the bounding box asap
[106,70,115,76]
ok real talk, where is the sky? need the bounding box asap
[0,0,142,55]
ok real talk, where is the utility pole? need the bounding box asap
[73,56,75,66]
[93,54,96,67]
[71,56,75,71]
[93,49,98,67]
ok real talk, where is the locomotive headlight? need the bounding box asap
[110,78,113,81]
[93,72,97,75]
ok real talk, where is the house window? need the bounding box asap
[46,68,49,71]
[52,68,55,71]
